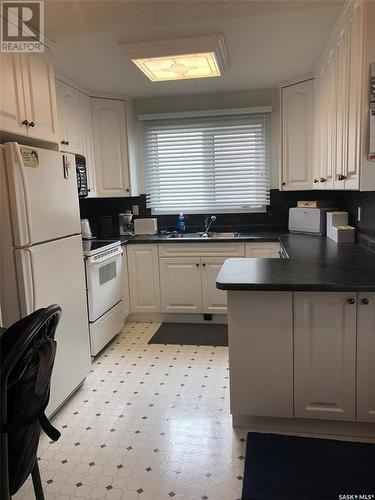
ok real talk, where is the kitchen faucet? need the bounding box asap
[202,215,216,237]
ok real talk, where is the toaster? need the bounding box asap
[288,207,335,236]
[133,218,158,235]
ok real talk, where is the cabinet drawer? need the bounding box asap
[245,242,281,258]
[158,242,245,258]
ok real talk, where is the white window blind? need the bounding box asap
[144,113,271,213]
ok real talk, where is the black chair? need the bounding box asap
[0,305,62,500]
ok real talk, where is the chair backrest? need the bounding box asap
[0,305,62,496]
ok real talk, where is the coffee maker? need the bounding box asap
[118,213,133,235]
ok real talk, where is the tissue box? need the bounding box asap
[327,212,349,240]
[330,225,355,243]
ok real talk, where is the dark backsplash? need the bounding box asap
[79,189,375,238]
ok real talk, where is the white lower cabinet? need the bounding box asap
[245,242,281,258]
[227,290,375,424]
[202,257,228,313]
[127,245,160,313]
[228,291,294,417]
[357,293,375,423]
[294,292,357,421]
[122,247,130,320]
[160,258,202,313]
[159,256,229,314]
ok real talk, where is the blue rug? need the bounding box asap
[242,432,375,500]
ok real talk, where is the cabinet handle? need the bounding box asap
[126,188,130,192]
[29,121,35,127]
[196,263,199,267]
[282,182,286,186]
[320,177,326,182]
[361,298,369,305]
[22,119,29,126]
[202,263,206,267]
[66,140,69,145]
[348,298,356,304]
[313,179,319,183]
[337,174,346,181]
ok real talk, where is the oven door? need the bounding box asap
[86,249,123,322]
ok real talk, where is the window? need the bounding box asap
[144,112,271,214]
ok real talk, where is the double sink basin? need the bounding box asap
[167,232,239,239]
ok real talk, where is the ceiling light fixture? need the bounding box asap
[119,34,229,82]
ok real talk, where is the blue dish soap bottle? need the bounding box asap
[177,212,186,233]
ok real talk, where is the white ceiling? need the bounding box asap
[45,0,343,98]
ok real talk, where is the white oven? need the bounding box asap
[85,243,123,322]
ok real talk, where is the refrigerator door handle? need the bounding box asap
[6,143,32,247]
[19,248,36,313]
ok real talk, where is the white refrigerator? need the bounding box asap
[0,142,91,416]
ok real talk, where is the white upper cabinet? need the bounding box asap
[0,53,59,144]
[56,80,83,154]
[314,0,374,191]
[92,98,131,198]
[0,54,26,136]
[281,79,314,191]
[21,54,59,143]
[294,292,357,421]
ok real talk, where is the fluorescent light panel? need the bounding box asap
[120,34,228,83]
[132,52,220,81]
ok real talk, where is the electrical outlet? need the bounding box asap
[132,205,139,216]
[358,206,361,221]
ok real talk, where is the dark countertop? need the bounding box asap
[119,232,283,244]
[89,231,375,291]
[216,233,375,292]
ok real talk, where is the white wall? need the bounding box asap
[134,88,280,192]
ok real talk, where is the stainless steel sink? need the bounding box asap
[167,232,202,239]
[167,231,239,239]
[203,232,239,238]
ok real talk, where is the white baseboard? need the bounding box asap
[127,312,228,324]
[233,414,375,441]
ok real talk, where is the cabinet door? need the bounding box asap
[245,242,281,258]
[345,1,364,190]
[228,291,293,417]
[21,54,59,143]
[0,54,27,137]
[122,248,130,320]
[92,98,130,197]
[159,258,202,313]
[202,257,228,314]
[294,292,356,421]
[325,50,336,190]
[315,64,334,190]
[281,79,314,190]
[79,92,96,196]
[357,293,375,423]
[56,80,83,153]
[333,28,349,190]
[127,245,160,313]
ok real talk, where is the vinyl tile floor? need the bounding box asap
[14,322,247,500]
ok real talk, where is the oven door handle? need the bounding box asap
[88,250,123,266]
